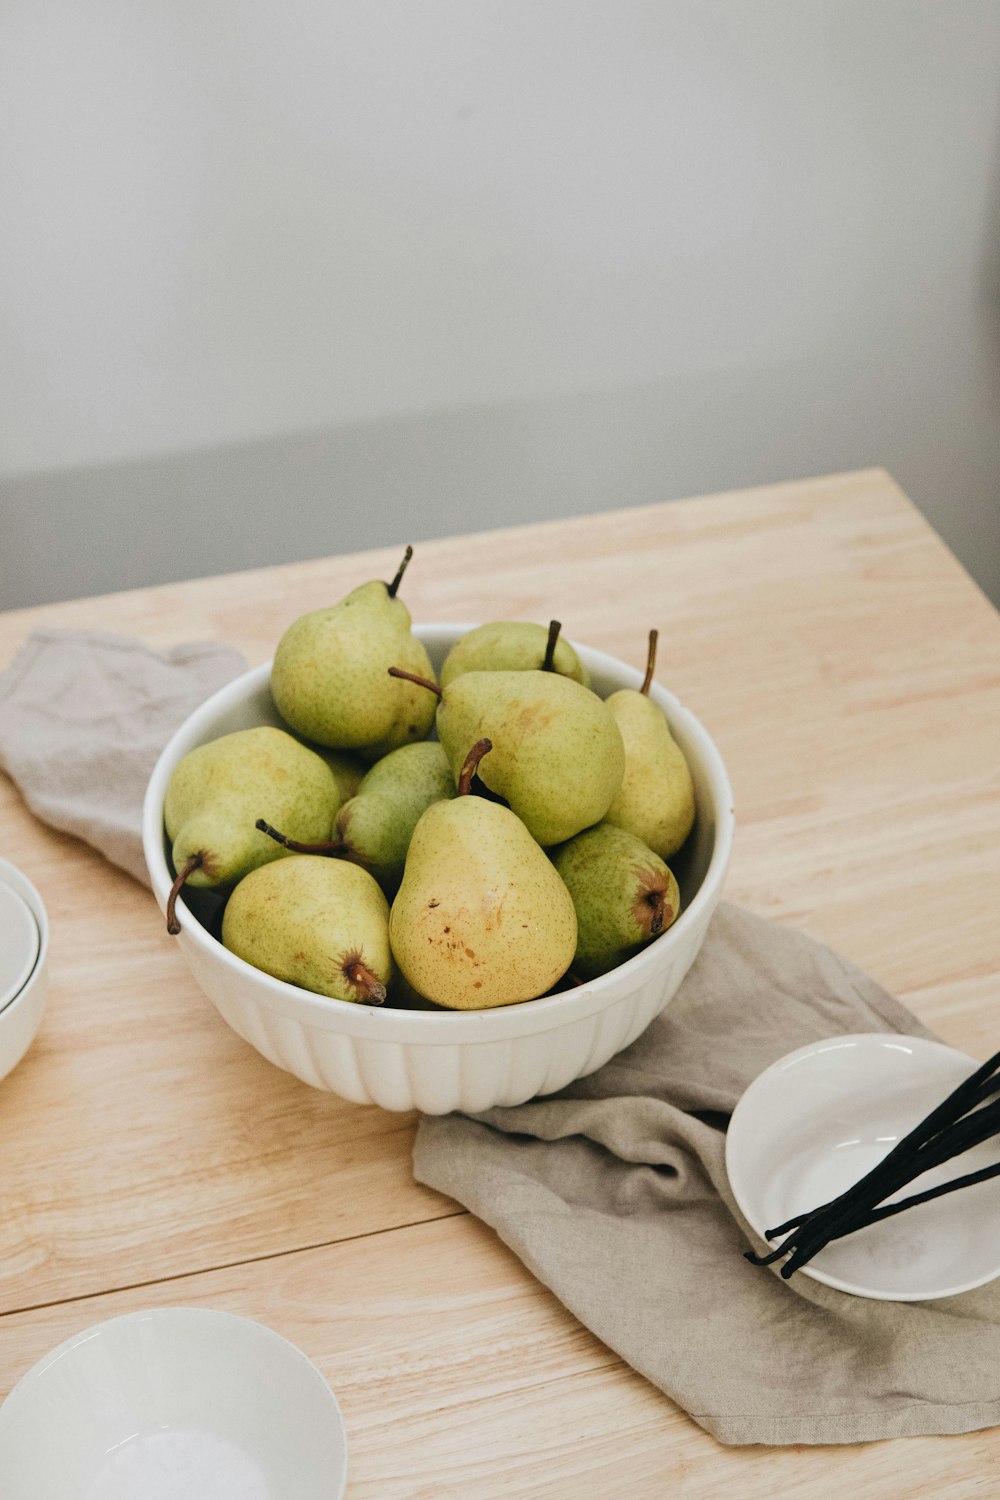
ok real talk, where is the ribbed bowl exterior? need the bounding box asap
[175,900,710,1113]
[144,626,733,1114]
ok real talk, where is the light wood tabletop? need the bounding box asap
[1,467,999,1496]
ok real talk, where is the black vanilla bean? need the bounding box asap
[765,1067,1000,1242]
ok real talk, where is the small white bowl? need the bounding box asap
[0,1307,348,1500]
[0,879,39,1013]
[0,859,49,1084]
[143,625,734,1114]
[727,1033,1000,1301]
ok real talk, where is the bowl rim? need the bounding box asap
[142,625,734,1037]
[0,858,49,1025]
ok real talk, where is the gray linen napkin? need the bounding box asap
[0,629,246,884]
[415,903,1000,1447]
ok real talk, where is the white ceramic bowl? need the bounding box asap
[727,1033,1000,1301]
[0,880,39,1012]
[143,625,734,1114]
[0,1307,348,1499]
[0,859,49,1085]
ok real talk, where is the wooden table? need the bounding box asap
[2,468,999,1496]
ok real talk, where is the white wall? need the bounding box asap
[2,1,1000,605]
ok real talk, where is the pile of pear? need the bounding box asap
[161,548,695,1011]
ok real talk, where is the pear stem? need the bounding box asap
[256,819,345,855]
[640,629,658,696]
[387,665,442,698]
[166,853,203,935]
[386,544,413,599]
[458,738,493,796]
[342,956,387,1005]
[542,619,562,672]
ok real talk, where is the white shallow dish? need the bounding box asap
[143,624,734,1114]
[0,879,39,1012]
[0,1307,348,1500]
[727,1033,1000,1301]
[0,858,49,1084]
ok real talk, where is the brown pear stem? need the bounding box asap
[386,544,414,598]
[342,957,387,1005]
[542,619,562,672]
[256,819,344,855]
[458,738,493,796]
[640,629,658,695]
[387,665,442,698]
[166,853,203,935]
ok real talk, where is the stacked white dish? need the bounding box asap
[0,858,49,1082]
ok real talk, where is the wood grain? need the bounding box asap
[1,467,999,1494]
[1,1215,995,1499]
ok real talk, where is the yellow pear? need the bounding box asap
[439,619,589,688]
[270,546,436,759]
[388,665,625,847]
[389,740,577,1009]
[223,855,392,1004]
[603,630,695,859]
[163,726,339,934]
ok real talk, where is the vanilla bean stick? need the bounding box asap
[775,1149,1000,1280]
[775,1094,1000,1278]
[763,1050,1000,1242]
[828,1159,1000,1234]
[765,1073,1000,1241]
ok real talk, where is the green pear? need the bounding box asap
[440,620,589,689]
[254,741,454,894]
[389,739,577,1008]
[163,726,339,933]
[398,668,624,846]
[552,824,680,979]
[335,741,454,895]
[222,855,392,1003]
[270,546,437,758]
[603,630,695,859]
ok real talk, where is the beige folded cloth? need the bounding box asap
[0,629,246,884]
[415,903,1000,1446]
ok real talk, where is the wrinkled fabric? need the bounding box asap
[415,903,1000,1446]
[0,629,246,884]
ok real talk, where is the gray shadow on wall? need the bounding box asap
[2,314,999,611]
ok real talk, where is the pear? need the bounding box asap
[603,630,695,859]
[163,726,339,934]
[270,546,437,758]
[335,741,454,895]
[552,824,680,979]
[222,855,391,1004]
[254,741,454,896]
[389,740,577,1008]
[388,667,625,847]
[440,620,589,689]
